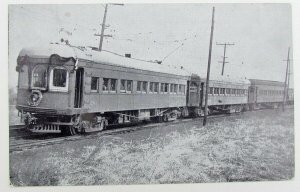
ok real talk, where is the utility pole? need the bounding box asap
[216,42,234,76]
[203,7,215,126]
[96,4,123,51]
[282,47,290,112]
[98,4,108,51]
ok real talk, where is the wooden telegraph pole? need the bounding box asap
[216,42,234,76]
[282,47,290,112]
[203,7,215,126]
[96,4,123,51]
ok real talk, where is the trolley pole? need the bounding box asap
[282,47,290,112]
[203,7,215,126]
[216,42,234,76]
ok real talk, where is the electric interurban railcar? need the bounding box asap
[15,44,292,135]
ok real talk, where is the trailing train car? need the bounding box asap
[201,76,250,114]
[248,79,286,109]
[16,44,201,134]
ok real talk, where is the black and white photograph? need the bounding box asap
[3,1,298,190]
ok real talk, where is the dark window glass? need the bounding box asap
[226,88,231,95]
[161,83,165,92]
[209,87,213,94]
[174,84,178,94]
[127,80,132,92]
[53,68,67,87]
[91,77,99,92]
[154,83,159,93]
[170,84,174,93]
[32,65,47,88]
[142,81,147,92]
[110,79,117,91]
[120,80,126,92]
[103,78,109,91]
[165,83,169,93]
[150,82,154,92]
[214,88,219,95]
[137,81,142,92]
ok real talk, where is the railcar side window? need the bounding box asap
[91,77,99,92]
[164,83,169,93]
[214,87,219,95]
[220,88,225,95]
[110,79,117,92]
[127,80,133,93]
[32,65,47,89]
[225,88,230,95]
[161,83,165,93]
[154,83,159,93]
[120,79,126,93]
[232,89,236,95]
[137,81,142,92]
[102,78,117,92]
[49,67,69,92]
[170,84,174,93]
[142,81,147,93]
[103,78,109,91]
[174,84,178,94]
[209,87,213,95]
[120,79,132,93]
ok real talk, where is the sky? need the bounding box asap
[8,3,293,89]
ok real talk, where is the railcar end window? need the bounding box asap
[49,67,69,92]
[32,65,47,89]
[91,77,99,92]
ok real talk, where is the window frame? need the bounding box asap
[91,76,99,93]
[31,64,48,90]
[49,66,69,92]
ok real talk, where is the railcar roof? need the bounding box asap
[19,44,191,77]
[201,75,251,85]
[249,79,284,86]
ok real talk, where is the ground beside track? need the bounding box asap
[9,108,294,186]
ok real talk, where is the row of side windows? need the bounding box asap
[259,89,284,96]
[91,77,186,95]
[209,87,248,96]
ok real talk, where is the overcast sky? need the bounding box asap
[8,3,293,89]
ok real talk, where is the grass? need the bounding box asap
[9,108,294,186]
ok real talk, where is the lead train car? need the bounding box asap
[16,44,200,134]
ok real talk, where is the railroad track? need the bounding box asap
[9,108,292,153]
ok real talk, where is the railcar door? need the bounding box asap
[74,67,84,108]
